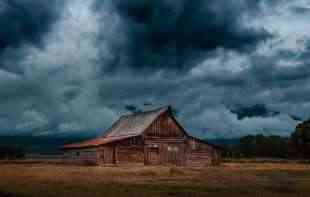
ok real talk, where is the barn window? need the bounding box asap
[192,140,201,150]
[100,150,104,160]
[168,146,179,152]
[76,152,80,156]
[148,144,159,151]
[192,140,196,150]
[131,137,138,145]
[148,144,158,148]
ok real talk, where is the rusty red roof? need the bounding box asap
[62,135,136,149]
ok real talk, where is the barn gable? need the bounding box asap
[144,110,186,138]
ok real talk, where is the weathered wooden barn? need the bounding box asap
[62,106,221,166]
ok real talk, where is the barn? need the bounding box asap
[62,106,221,166]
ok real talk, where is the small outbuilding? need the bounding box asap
[62,106,221,166]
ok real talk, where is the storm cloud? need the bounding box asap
[0,0,309,138]
[93,0,272,71]
[0,0,64,73]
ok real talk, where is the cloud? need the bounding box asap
[93,0,272,71]
[230,104,280,120]
[0,0,65,74]
[125,104,142,113]
[0,0,59,49]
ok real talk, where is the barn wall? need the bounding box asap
[62,148,98,165]
[143,111,221,166]
[116,137,144,165]
[187,138,221,166]
[117,146,144,164]
[144,112,188,165]
[145,141,187,166]
[97,137,144,165]
[97,145,115,165]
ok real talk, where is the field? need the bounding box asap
[0,162,310,197]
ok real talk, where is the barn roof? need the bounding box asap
[62,106,170,149]
[62,105,221,150]
[102,106,170,138]
[61,135,136,149]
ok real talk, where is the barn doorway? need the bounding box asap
[167,145,179,165]
[101,146,115,165]
[146,144,160,165]
[99,149,105,163]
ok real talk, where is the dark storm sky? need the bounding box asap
[0,0,310,138]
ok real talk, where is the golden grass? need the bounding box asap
[0,162,310,197]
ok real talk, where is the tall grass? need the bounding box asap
[0,162,310,197]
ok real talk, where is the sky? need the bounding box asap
[0,0,310,139]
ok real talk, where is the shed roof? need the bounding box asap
[61,135,136,149]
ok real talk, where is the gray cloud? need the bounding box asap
[0,0,65,74]
[230,104,280,120]
[93,0,272,71]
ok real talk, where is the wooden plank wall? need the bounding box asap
[145,113,185,137]
[97,137,144,165]
[97,145,115,165]
[144,112,187,165]
[187,138,220,166]
[116,137,144,165]
[63,148,98,165]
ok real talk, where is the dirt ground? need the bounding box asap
[0,162,310,197]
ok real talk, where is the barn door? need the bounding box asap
[167,145,179,165]
[99,149,105,164]
[103,146,115,164]
[147,144,160,165]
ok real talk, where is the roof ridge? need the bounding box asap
[101,134,139,139]
[121,105,170,117]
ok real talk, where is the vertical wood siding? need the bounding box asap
[114,137,144,165]
[62,148,98,165]
[144,112,187,165]
[145,113,185,137]
[187,137,221,166]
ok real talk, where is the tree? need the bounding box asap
[291,120,310,158]
[235,134,290,158]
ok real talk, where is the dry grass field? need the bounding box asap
[0,162,310,197]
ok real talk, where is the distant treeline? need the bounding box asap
[0,146,25,160]
[0,135,94,159]
[223,120,310,159]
